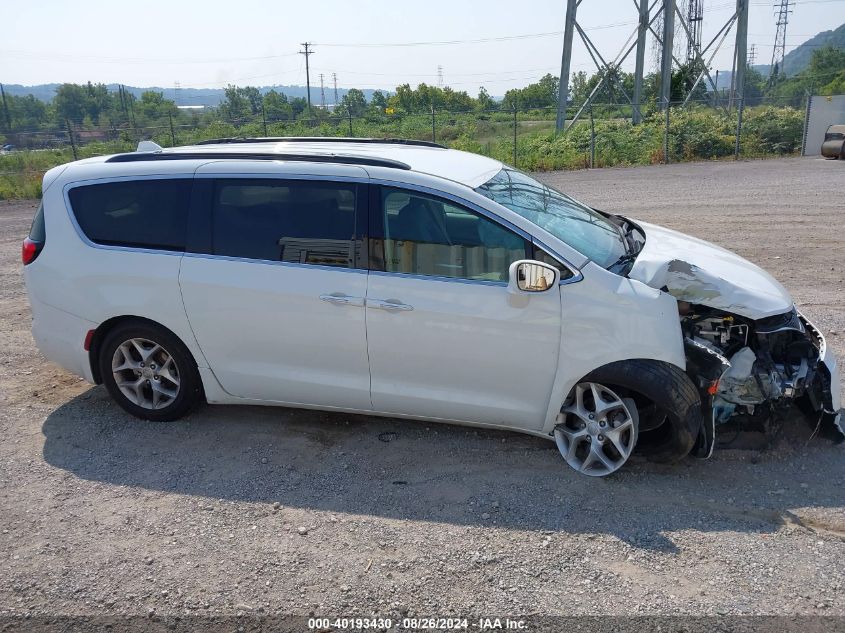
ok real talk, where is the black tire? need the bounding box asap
[582,360,702,463]
[99,320,202,422]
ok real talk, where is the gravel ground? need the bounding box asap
[0,157,843,623]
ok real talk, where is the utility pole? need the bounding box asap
[733,0,749,110]
[332,72,339,106]
[0,83,11,132]
[319,73,326,109]
[118,85,128,118]
[299,42,314,115]
[734,0,749,156]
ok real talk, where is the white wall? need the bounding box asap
[803,95,845,156]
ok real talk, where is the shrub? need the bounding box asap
[741,106,803,154]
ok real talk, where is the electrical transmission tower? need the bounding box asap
[319,73,326,108]
[770,0,791,77]
[299,42,314,114]
[173,81,182,107]
[332,72,339,106]
[686,0,703,63]
[437,65,444,89]
[556,0,748,131]
[747,43,757,66]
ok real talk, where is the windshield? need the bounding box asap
[475,168,626,269]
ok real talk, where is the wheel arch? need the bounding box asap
[550,357,704,463]
[88,315,200,385]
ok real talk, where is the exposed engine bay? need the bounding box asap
[680,303,844,455]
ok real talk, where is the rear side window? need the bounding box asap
[211,179,358,268]
[68,179,192,251]
[29,202,46,243]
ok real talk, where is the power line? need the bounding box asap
[316,31,564,48]
[0,49,301,65]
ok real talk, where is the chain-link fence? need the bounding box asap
[0,93,813,198]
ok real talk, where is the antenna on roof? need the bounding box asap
[137,140,163,152]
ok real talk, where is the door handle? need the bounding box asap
[320,293,364,307]
[368,298,414,312]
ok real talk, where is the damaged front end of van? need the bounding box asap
[630,221,843,456]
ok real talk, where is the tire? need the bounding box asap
[99,320,202,421]
[582,360,702,463]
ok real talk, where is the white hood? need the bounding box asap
[628,221,794,319]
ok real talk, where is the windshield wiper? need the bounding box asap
[609,214,643,257]
[607,251,639,275]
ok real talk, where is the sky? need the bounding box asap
[2,0,843,99]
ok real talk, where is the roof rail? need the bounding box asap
[104,151,411,170]
[194,136,446,149]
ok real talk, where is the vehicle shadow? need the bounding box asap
[42,386,844,552]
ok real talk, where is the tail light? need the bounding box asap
[24,202,46,265]
[22,238,43,265]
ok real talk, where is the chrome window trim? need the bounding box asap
[180,251,367,275]
[369,269,507,287]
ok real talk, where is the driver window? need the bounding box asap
[381,187,526,282]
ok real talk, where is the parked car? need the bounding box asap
[22,138,843,476]
[821,124,845,159]
[1,143,15,153]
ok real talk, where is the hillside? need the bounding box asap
[782,22,845,75]
[1,83,388,107]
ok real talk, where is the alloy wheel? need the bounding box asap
[554,382,638,477]
[111,338,181,410]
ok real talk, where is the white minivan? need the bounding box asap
[23,138,842,476]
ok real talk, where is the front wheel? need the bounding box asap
[554,382,639,477]
[99,321,202,421]
[555,360,702,476]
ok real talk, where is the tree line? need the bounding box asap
[1,45,842,140]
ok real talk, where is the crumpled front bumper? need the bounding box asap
[799,311,843,437]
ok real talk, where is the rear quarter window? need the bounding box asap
[68,179,192,251]
[29,202,46,243]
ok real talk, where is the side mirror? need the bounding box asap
[508,260,560,294]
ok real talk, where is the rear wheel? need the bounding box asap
[99,321,202,421]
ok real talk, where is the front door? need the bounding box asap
[365,185,562,430]
[179,174,371,410]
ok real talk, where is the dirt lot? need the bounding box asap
[1,157,843,623]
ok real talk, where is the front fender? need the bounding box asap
[541,261,685,434]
